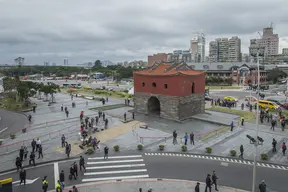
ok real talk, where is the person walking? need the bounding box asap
[239,144,244,159]
[272,138,277,153]
[31,139,36,153]
[241,117,244,126]
[59,170,65,189]
[19,147,24,162]
[29,152,36,166]
[66,144,71,158]
[55,180,62,192]
[15,157,22,171]
[282,142,286,155]
[73,162,78,177]
[172,131,177,145]
[205,174,212,192]
[184,133,188,145]
[104,146,109,160]
[42,176,48,192]
[70,165,77,180]
[124,113,127,121]
[38,145,43,159]
[132,112,135,120]
[28,114,32,123]
[211,170,219,191]
[190,132,194,145]
[259,180,267,192]
[36,138,41,152]
[72,186,78,192]
[19,168,26,185]
[61,135,66,148]
[230,121,234,132]
[195,182,200,192]
[79,156,86,172]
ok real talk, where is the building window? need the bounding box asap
[164,84,168,89]
[191,82,195,94]
[142,82,145,87]
[152,82,156,87]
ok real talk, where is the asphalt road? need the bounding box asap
[0,109,27,138]
[0,154,286,192]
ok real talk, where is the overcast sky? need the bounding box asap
[0,0,288,65]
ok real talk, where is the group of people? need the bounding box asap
[15,138,44,171]
[211,98,237,108]
[172,131,195,146]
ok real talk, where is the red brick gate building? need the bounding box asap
[133,61,206,121]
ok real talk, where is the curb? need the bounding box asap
[48,178,248,192]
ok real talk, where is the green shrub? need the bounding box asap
[113,145,120,152]
[10,134,15,139]
[206,147,212,154]
[261,153,268,160]
[137,144,143,150]
[230,149,237,157]
[85,147,94,155]
[159,144,165,151]
[181,145,187,152]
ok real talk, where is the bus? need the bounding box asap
[62,83,82,88]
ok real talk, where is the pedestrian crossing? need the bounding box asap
[82,155,149,182]
[145,153,288,171]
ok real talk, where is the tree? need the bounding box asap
[2,77,16,92]
[93,60,102,69]
[267,68,287,84]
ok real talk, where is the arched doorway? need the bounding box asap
[147,96,160,115]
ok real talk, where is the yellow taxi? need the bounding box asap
[257,100,280,110]
[224,96,238,102]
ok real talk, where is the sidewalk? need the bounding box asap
[51,178,248,192]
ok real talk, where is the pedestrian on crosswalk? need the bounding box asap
[73,162,78,177]
[70,165,77,180]
[104,146,109,159]
[79,156,86,172]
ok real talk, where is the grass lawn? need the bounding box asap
[0,98,33,111]
[207,107,256,121]
[90,104,129,111]
[205,85,243,90]
[62,88,131,99]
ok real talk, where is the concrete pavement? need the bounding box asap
[51,179,249,192]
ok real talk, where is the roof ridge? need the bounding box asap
[164,60,183,72]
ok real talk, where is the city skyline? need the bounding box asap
[0,0,288,65]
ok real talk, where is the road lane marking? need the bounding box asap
[88,155,142,160]
[86,164,146,170]
[84,169,147,176]
[220,162,228,167]
[0,127,8,134]
[87,159,144,165]
[144,153,288,171]
[82,175,149,182]
[54,163,59,187]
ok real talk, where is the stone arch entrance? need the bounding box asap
[147,96,160,115]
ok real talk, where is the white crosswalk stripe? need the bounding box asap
[82,155,149,183]
[144,153,287,171]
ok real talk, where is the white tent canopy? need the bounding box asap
[128,87,134,95]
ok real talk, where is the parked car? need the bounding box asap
[224,96,238,102]
[245,96,257,102]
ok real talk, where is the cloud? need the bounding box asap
[0,0,287,64]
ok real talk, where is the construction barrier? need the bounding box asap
[0,178,12,192]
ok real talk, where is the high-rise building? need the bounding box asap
[242,53,250,62]
[249,27,279,61]
[283,48,288,55]
[217,38,229,62]
[190,33,205,62]
[228,36,242,62]
[209,41,218,62]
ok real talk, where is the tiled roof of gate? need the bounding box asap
[134,60,204,76]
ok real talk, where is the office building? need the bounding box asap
[209,41,218,62]
[190,33,205,62]
[217,38,229,62]
[228,36,242,62]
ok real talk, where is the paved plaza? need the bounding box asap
[51,179,248,192]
